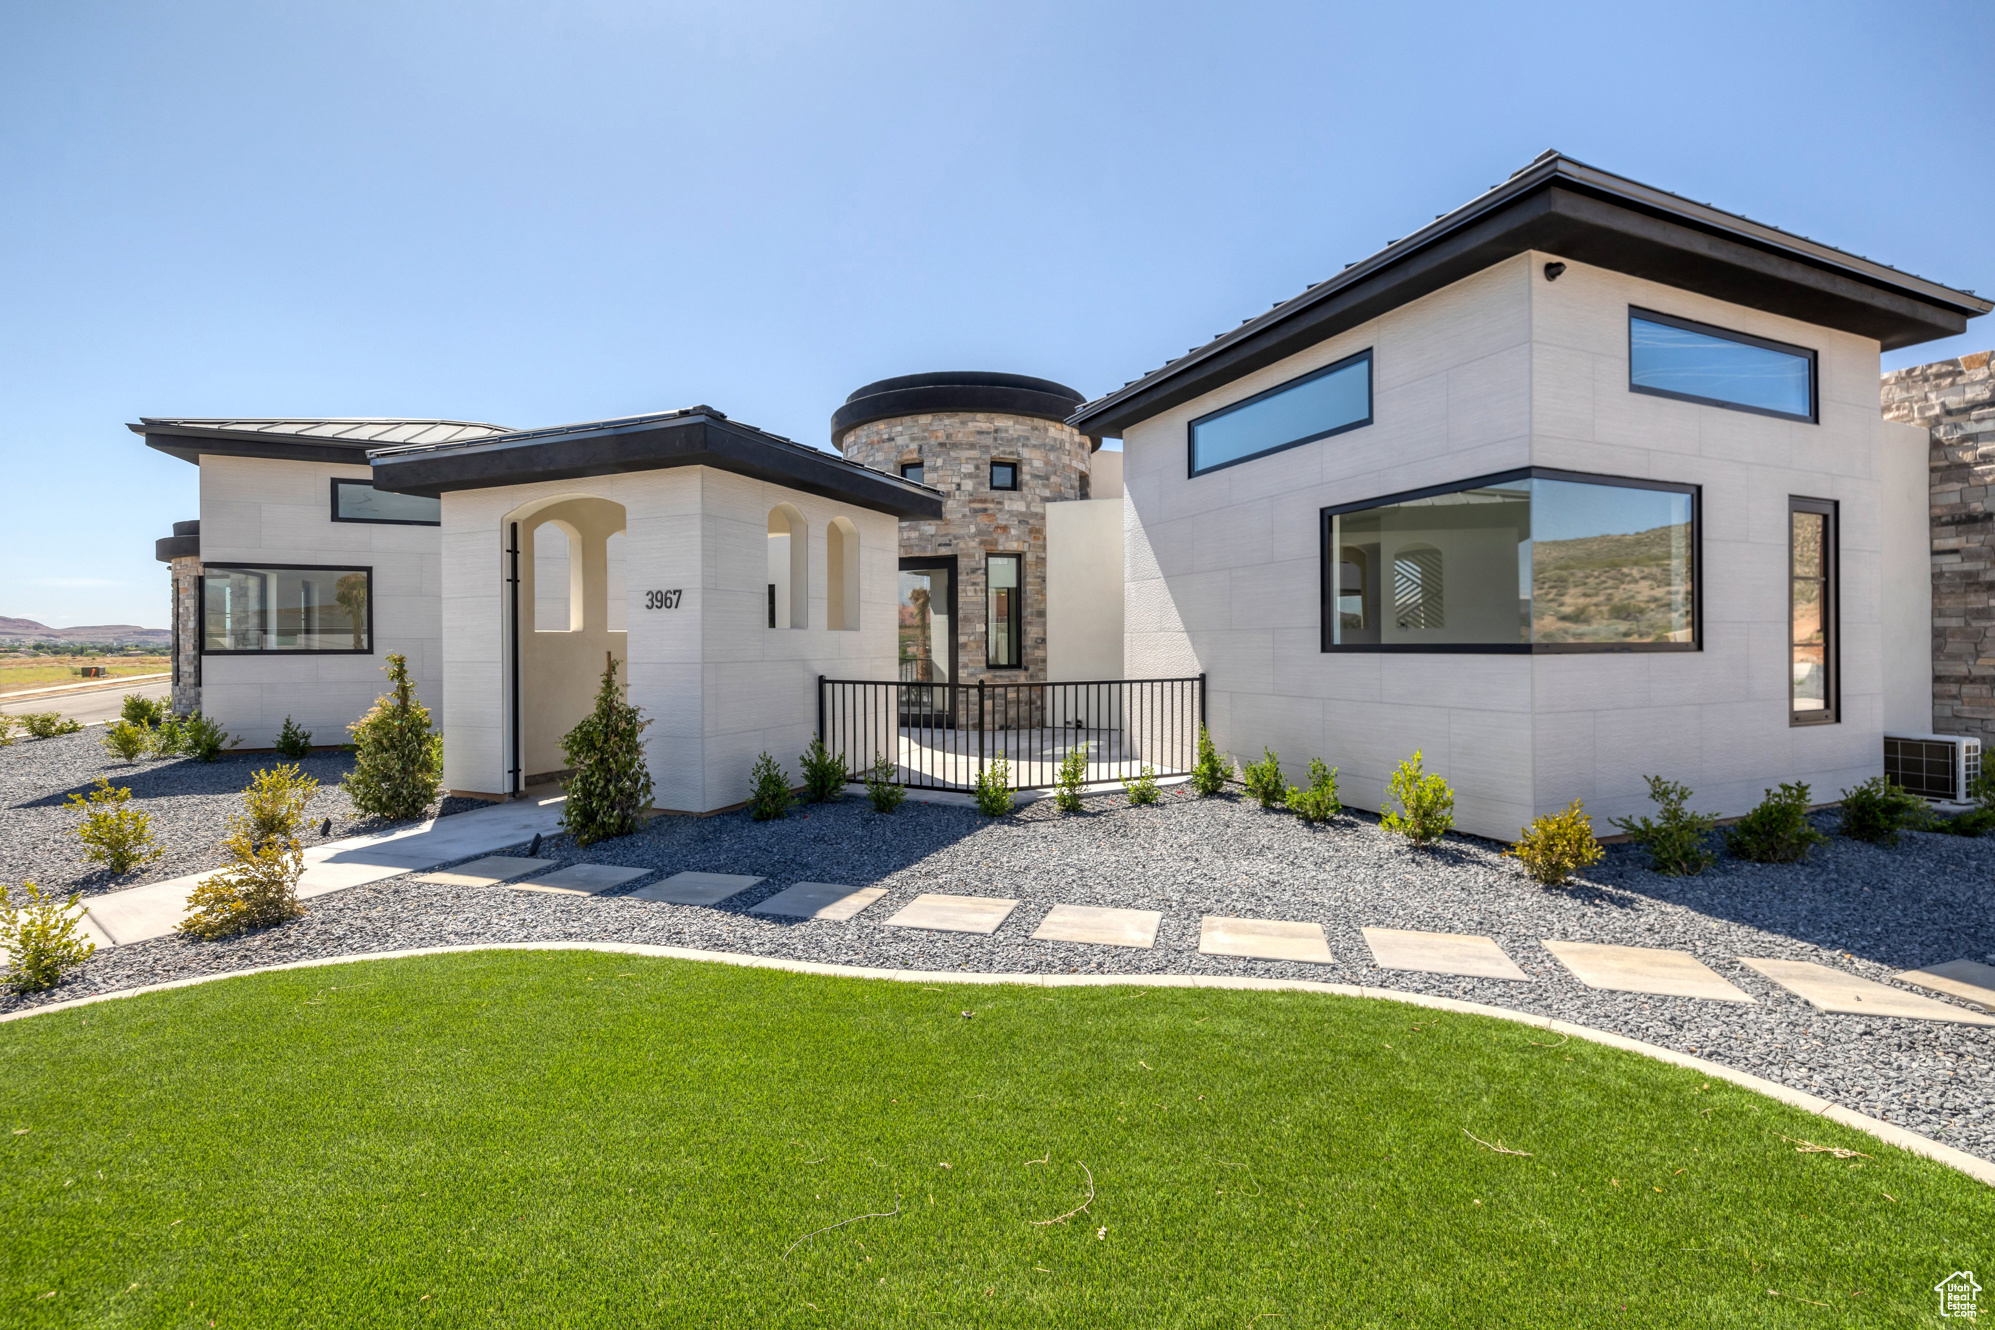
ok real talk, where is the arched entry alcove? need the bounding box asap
[501,493,628,787]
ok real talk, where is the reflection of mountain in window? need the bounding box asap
[1393,545,1443,629]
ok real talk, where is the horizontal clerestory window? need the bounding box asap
[1188,349,1372,476]
[332,478,441,525]
[202,564,372,653]
[1321,469,1697,653]
[1628,308,1816,422]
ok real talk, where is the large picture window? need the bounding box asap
[1322,470,1697,653]
[1628,308,1816,423]
[1790,497,1838,724]
[331,478,442,525]
[986,553,1023,669]
[1189,349,1372,477]
[202,565,372,653]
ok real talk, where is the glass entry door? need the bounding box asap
[898,557,957,724]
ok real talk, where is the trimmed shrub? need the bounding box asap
[1286,758,1341,824]
[1122,764,1161,806]
[1382,750,1454,846]
[1240,748,1286,810]
[747,752,796,821]
[1724,782,1827,863]
[344,653,443,821]
[1508,800,1603,886]
[559,655,656,846]
[178,832,304,939]
[1054,749,1087,812]
[974,756,1014,817]
[20,712,82,739]
[121,693,167,726]
[1610,776,1719,877]
[67,776,163,876]
[0,881,96,993]
[273,716,314,758]
[1191,727,1230,797]
[1837,776,1927,847]
[101,719,151,764]
[799,736,850,803]
[174,712,236,762]
[865,753,906,815]
[241,763,320,845]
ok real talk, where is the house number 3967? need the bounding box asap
[644,589,683,610]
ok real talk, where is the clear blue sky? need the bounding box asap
[3,0,1988,628]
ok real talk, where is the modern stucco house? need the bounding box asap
[1068,150,1988,838]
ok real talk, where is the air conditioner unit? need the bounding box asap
[1883,733,1983,803]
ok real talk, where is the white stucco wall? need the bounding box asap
[1045,497,1125,681]
[197,454,442,748]
[1122,251,1896,839]
[1880,418,1936,734]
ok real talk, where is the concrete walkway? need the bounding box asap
[83,792,567,947]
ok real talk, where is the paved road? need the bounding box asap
[1,679,171,726]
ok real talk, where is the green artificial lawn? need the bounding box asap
[2,953,1989,1327]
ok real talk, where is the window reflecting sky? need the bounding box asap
[1630,317,1811,417]
[1192,357,1369,472]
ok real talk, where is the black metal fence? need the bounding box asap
[818,675,1206,792]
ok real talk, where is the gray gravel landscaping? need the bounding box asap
[0,728,478,897]
[5,774,1994,1163]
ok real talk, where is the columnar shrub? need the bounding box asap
[1508,800,1603,886]
[241,763,320,845]
[101,719,151,764]
[121,693,166,726]
[66,777,163,876]
[799,736,849,803]
[1055,748,1087,813]
[1837,776,1927,847]
[0,881,96,993]
[1122,764,1160,806]
[20,712,82,739]
[1724,782,1827,863]
[1191,727,1230,797]
[179,833,305,939]
[273,716,314,758]
[865,753,906,814]
[1609,775,1717,876]
[1286,758,1341,824]
[974,756,1014,817]
[344,653,443,821]
[747,752,796,821]
[1240,748,1286,810]
[559,655,656,845]
[1382,750,1454,846]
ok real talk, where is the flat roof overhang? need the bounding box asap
[136,431,380,467]
[368,410,947,520]
[1071,156,1991,439]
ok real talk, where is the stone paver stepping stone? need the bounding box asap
[1542,941,1753,1003]
[1199,916,1332,965]
[749,882,887,921]
[1895,959,1995,1011]
[417,856,557,888]
[1032,904,1163,949]
[627,871,766,906]
[513,863,650,896]
[884,893,1020,935]
[1741,958,1995,1026]
[1362,927,1529,981]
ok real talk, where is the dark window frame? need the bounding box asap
[1789,495,1839,726]
[1317,466,1701,655]
[1187,347,1374,479]
[200,562,376,656]
[1627,307,1818,424]
[900,461,925,485]
[898,554,959,687]
[984,551,1025,670]
[330,477,443,527]
[990,460,1019,492]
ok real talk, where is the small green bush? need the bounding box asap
[1508,800,1603,886]
[344,654,442,821]
[273,716,313,758]
[1724,782,1827,863]
[0,881,96,993]
[1122,764,1160,806]
[1610,775,1718,876]
[864,753,906,814]
[973,756,1014,817]
[1837,776,1927,847]
[1932,805,1995,837]
[241,763,320,845]
[20,712,82,739]
[0,715,15,746]
[174,712,237,762]
[66,776,163,876]
[1286,758,1341,824]
[559,656,656,846]
[101,719,152,764]
[1240,748,1286,810]
[1055,748,1087,813]
[1191,727,1230,797]
[178,832,304,939]
[747,752,796,821]
[1381,750,1453,846]
[799,736,850,803]
[148,715,184,756]
[121,693,166,726]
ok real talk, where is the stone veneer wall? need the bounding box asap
[1881,350,1995,739]
[169,554,202,716]
[840,412,1092,683]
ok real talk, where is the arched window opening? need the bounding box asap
[827,517,860,631]
[1393,543,1444,630]
[767,504,807,629]
[534,519,583,632]
[605,530,627,633]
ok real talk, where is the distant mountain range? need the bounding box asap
[0,616,171,645]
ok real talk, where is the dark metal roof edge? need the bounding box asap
[129,417,513,446]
